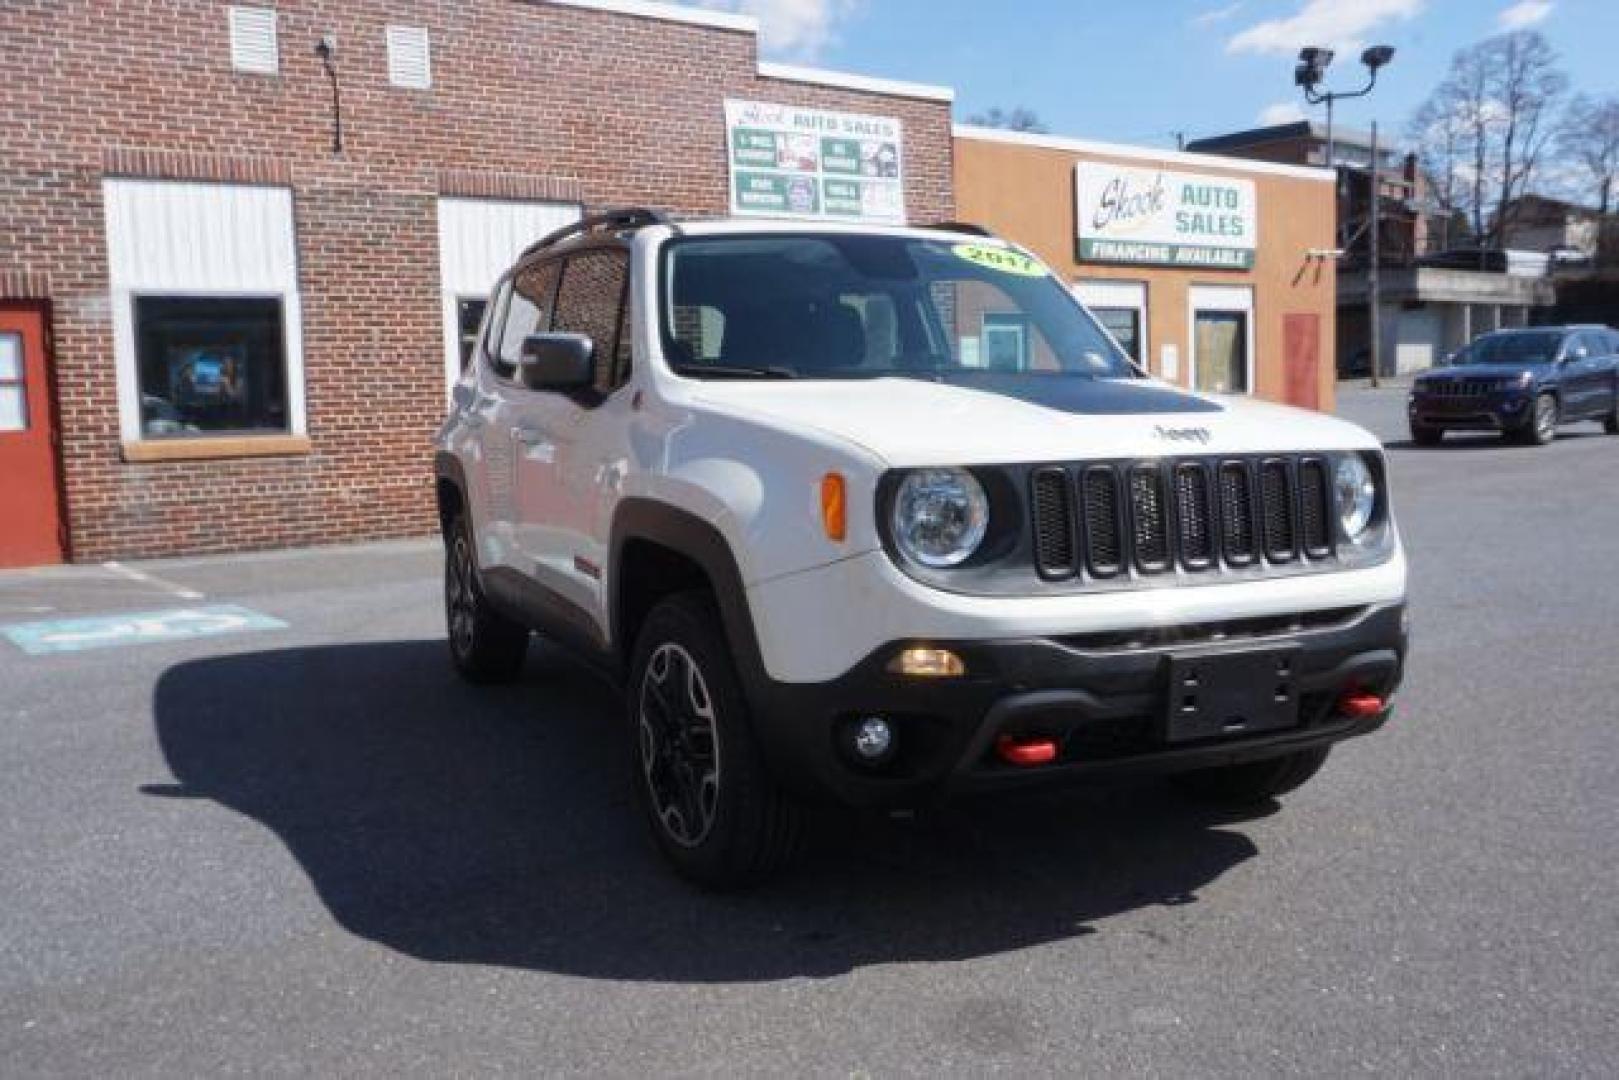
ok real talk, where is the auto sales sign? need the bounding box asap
[1075,163,1257,269]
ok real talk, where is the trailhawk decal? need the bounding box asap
[951,244,1047,277]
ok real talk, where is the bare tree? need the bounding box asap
[1408,31,1567,250]
[1408,93,1468,251]
[1486,31,1567,243]
[965,106,1048,134]
[1558,94,1619,214]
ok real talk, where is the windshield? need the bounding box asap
[660,234,1136,380]
[1455,331,1564,365]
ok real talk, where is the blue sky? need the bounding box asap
[695,0,1619,151]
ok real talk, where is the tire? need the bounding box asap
[628,592,802,889]
[444,514,528,684]
[1172,747,1331,807]
[1517,393,1558,445]
[1410,422,1444,447]
[1604,382,1618,435]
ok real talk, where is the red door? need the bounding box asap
[0,305,65,566]
[1283,313,1321,412]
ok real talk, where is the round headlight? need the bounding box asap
[891,468,989,568]
[1334,455,1378,540]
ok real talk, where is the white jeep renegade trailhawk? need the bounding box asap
[436,209,1409,888]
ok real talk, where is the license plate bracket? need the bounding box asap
[1162,645,1301,743]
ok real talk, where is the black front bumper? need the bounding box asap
[747,602,1408,807]
[1409,393,1529,431]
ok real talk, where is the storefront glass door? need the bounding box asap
[1189,285,1254,394]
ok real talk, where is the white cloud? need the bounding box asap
[694,0,861,58]
[1192,2,1244,28]
[1227,0,1424,56]
[1258,101,1307,126]
[1497,1,1553,30]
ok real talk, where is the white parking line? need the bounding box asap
[102,561,205,601]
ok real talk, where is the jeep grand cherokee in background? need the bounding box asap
[435,209,1409,888]
[1408,326,1619,446]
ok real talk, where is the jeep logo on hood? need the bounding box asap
[1153,425,1212,445]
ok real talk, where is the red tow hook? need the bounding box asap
[1338,690,1387,719]
[996,734,1059,767]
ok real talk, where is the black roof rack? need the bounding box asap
[928,220,996,238]
[519,206,674,262]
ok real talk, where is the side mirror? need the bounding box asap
[518,333,594,392]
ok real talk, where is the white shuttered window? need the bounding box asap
[387,25,432,90]
[228,6,279,74]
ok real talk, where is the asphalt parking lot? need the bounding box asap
[3,385,1617,1077]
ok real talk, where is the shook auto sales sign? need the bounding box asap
[1075,162,1257,269]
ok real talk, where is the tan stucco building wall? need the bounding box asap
[954,128,1339,412]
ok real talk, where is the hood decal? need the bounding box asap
[912,372,1224,416]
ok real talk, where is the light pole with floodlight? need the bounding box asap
[1294,45,1395,168]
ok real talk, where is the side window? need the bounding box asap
[495,260,560,377]
[615,288,634,387]
[553,250,630,396]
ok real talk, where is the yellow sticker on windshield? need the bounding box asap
[952,243,1047,277]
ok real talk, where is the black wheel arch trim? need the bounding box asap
[609,499,765,670]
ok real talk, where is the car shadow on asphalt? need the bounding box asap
[148,640,1264,982]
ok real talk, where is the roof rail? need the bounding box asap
[928,220,996,238]
[519,206,673,262]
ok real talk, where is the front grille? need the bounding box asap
[1174,463,1215,568]
[1426,378,1503,398]
[1299,459,1331,557]
[1081,467,1123,577]
[1259,460,1296,562]
[1030,468,1075,578]
[1129,466,1170,571]
[1028,455,1337,583]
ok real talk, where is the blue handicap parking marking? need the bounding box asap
[1,604,287,656]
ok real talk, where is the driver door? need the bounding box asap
[1562,332,1604,418]
[511,248,632,645]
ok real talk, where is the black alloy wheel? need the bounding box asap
[444,515,528,683]
[628,593,801,888]
[638,640,723,849]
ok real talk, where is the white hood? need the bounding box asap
[688,376,1380,467]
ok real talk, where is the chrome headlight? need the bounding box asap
[1333,454,1378,541]
[891,468,989,568]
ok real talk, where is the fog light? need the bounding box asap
[889,647,965,678]
[851,716,895,761]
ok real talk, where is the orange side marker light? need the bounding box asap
[821,472,847,541]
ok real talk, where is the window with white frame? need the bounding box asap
[1074,280,1148,366]
[102,179,305,441]
[228,6,279,74]
[386,25,432,90]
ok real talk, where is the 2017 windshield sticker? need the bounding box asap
[952,244,1047,277]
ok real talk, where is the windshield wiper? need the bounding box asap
[673,363,797,380]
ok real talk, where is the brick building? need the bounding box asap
[0,0,953,565]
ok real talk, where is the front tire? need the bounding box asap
[628,593,801,889]
[444,515,528,684]
[1172,747,1331,807]
[1517,393,1558,445]
[1604,382,1618,434]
